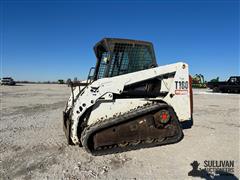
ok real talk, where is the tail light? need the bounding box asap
[159,110,170,124]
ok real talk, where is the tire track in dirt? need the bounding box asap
[1,100,66,117]
[0,143,65,179]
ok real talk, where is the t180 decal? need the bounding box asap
[175,81,189,95]
[175,81,188,89]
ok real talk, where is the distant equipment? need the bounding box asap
[207,76,240,93]
[210,77,219,83]
[191,74,206,88]
[1,77,16,86]
[58,79,65,84]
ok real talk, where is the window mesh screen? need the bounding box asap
[108,43,154,77]
[95,41,155,79]
[97,52,110,79]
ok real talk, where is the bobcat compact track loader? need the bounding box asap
[63,38,193,155]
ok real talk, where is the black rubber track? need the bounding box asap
[81,103,183,156]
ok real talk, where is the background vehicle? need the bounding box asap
[207,76,240,93]
[1,77,16,86]
[58,79,65,84]
[209,77,219,83]
[63,38,193,155]
[191,74,206,88]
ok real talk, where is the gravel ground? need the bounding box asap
[0,84,239,180]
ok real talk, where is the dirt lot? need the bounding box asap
[0,84,239,179]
